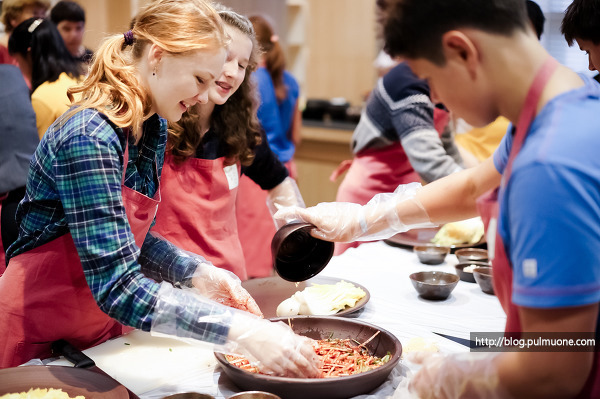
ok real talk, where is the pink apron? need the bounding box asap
[0,193,6,275]
[476,58,600,397]
[0,138,158,368]
[152,154,247,280]
[236,160,296,279]
[331,108,450,255]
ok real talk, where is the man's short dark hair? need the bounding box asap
[562,0,600,46]
[526,0,545,40]
[50,0,85,24]
[383,0,529,65]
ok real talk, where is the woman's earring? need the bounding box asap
[153,66,157,76]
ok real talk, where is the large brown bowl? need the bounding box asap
[271,222,334,282]
[215,316,402,399]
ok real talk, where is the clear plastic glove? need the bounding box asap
[224,311,321,378]
[151,282,319,378]
[266,177,306,229]
[189,266,262,317]
[142,232,262,317]
[408,351,511,399]
[274,182,437,242]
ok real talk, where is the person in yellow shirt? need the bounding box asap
[8,17,82,138]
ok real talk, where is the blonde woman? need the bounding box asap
[0,0,318,378]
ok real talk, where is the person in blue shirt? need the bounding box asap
[277,0,600,396]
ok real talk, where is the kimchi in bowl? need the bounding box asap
[215,316,402,399]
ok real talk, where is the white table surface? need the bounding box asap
[47,241,507,399]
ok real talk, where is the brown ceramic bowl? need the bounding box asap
[473,266,495,295]
[409,271,459,300]
[455,248,489,263]
[413,244,450,265]
[271,222,334,282]
[215,316,402,399]
[454,261,490,283]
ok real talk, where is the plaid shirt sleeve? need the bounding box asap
[18,109,232,344]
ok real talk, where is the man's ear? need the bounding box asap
[441,30,480,79]
[147,43,164,70]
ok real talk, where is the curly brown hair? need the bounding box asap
[167,6,262,166]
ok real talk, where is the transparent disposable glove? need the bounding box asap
[225,311,321,377]
[151,282,320,378]
[189,265,262,317]
[142,232,262,316]
[408,351,511,399]
[266,176,306,229]
[274,182,437,242]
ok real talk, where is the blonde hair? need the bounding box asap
[1,0,50,33]
[65,0,227,141]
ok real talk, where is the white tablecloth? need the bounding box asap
[47,241,507,399]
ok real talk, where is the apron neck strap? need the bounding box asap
[503,57,559,184]
[122,129,130,185]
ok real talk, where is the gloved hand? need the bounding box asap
[190,265,262,317]
[225,311,321,378]
[267,176,306,229]
[151,282,319,377]
[274,182,436,242]
[408,351,510,399]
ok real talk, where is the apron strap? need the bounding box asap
[503,57,559,184]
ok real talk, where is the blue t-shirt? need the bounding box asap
[254,67,298,163]
[493,74,600,309]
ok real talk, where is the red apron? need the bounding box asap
[0,193,6,275]
[152,154,247,280]
[330,107,450,255]
[476,59,600,397]
[236,160,296,279]
[0,138,159,368]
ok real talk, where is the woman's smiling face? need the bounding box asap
[209,25,253,105]
[147,46,226,122]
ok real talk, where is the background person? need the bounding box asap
[235,14,303,278]
[277,0,600,396]
[153,5,304,281]
[0,64,39,272]
[50,0,93,65]
[329,0,463,255]
[0,0,318,378]
[0,0,48,81]
[561,0,600,73]
[8,17,83,138]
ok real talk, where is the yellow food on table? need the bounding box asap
[431,217,484,246]
[0,389,84,399]
[276,281,366,316]
[402,337,440,354]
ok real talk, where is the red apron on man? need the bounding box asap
[0,142,157,368]
[153,154,247,280]
[476,58,600,397]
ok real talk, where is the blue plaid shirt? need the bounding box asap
[7,108,230,344]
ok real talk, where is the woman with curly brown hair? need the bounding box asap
[152,5,305,281]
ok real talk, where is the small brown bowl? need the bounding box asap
[455,248,489,263]
[228,392,281,399]
[454,261,489,283]
[473,266,494,295]
[414,245,450,265]
[409,271,459,300]
[271,222,334,282]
